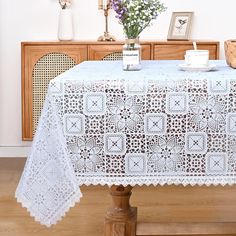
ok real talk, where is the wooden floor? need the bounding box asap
[1,158,236,236]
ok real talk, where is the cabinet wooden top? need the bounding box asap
[21,40,219,46]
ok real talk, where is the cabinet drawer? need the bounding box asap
[88,44,151,60]
[154,44,218,60]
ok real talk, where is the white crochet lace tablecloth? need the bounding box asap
[16,60,236,226]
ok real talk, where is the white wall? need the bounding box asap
[0,0,236,157]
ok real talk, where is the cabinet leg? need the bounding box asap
[104,185,137,236]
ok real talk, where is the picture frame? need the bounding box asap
[167,12,194,41]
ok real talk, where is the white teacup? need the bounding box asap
[185,50,209,67]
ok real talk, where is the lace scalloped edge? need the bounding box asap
[15,176,236,227]
[76,176,236,187]
[15,189,83,227]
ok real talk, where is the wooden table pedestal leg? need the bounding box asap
[104,185,137,236]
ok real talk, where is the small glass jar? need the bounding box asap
[122,38,141,71]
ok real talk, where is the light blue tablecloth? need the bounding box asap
[16,60,236,226]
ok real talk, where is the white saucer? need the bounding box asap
[178,64,217,72]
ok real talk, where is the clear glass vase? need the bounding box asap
[122,38,142,71]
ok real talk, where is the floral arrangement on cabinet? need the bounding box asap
[111,0,166,39]
[59,0,71,9]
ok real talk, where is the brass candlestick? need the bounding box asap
[98,0,116,41]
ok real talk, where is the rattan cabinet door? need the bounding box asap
[22,43,87,140]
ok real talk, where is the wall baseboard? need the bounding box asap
[0,146,30,158]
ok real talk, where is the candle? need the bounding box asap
[103,0,107,9]
[193,41,197,50]
[98,0,109,9]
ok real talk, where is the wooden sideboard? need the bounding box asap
[21,40,219,140]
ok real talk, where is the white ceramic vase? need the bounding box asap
[58,8,73,41]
